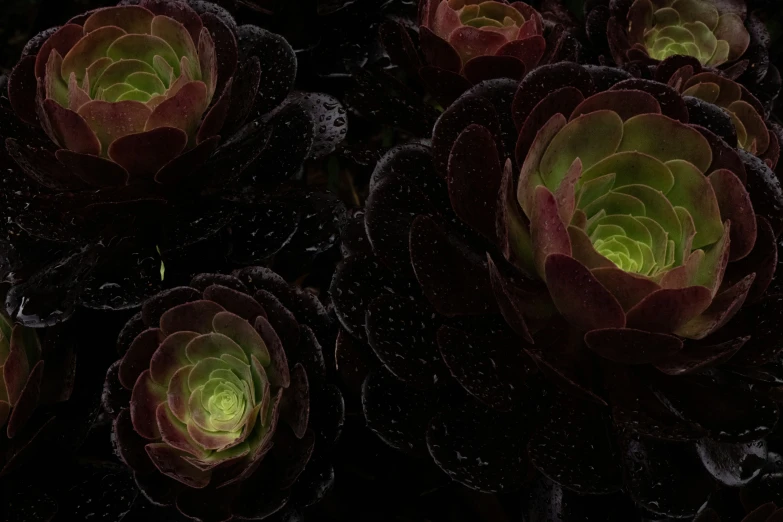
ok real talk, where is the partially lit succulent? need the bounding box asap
[0,0,347,326]
[589,0,749,66]
[654,55,781,169]
[104,268,343,520]
[332,62,783,518]
[0,313,45,438]
[512,77,759,349]
[419,0,546,74]
[342,0,581,138]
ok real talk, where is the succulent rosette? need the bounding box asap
[419,0,548,78]
[513,77,763,351]
[103,268,344,521]
[652,54,782,169]
[0,0,347,327]
[583,0,781,112]
[344,0,581,139]
[332,62,783,517]
[588,0,750,66]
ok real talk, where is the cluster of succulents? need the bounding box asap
[0,0,781,520]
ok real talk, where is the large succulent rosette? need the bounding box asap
[103,268,344,521]
[0,0,347,327]
[332,63,783,518]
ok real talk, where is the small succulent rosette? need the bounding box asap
[369,0,581,116]
[419,0,547,76]
[332,64,783,518]
[0,0,347,326]
[652,55,781,169]
[584,0,782,110]
[103,268,343,521]
[586,0,750,66]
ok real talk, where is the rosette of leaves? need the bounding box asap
[583,0,781,113]
[331,62,783,518]
[103,268,344,521]
[589,0,750,65]
[653,54,782,169]
[419,0,549,79]
[342,0,581,140]
[0,0,347,327]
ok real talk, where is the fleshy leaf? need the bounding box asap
[185,332,248,365]
[83,6,155,34]
[61,26,127,83]
[625,286,712,333]
[539,110,624,191]
[585,328,683,364]
[107,127,187,180]
[107,34,180,77]
[43,99,101,155]
[213,311,270,367]
[77,100,151,152]
[160,300,226,336]
[709,169,756,261]
[570,90,662,121]
[619,114,712,172]
[150,331,198,387]
[144,80,208,138]
[130,369,166,439]
[544,254,626,331]
[145,442,210,488]
[531,186,572,279]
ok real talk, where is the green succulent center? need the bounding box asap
[593,233,649,274]
[453,0,525,29]
[523,110,727,282]
[205,380,245,423]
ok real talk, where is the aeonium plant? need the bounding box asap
[588,0,750,66]
[0,0,347,327]
[583,0,781,114]
[331,62,783,518]
[350,0,581,137]
[11,2,224,174]
[651,54,781,169]
[103,268,344,521]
